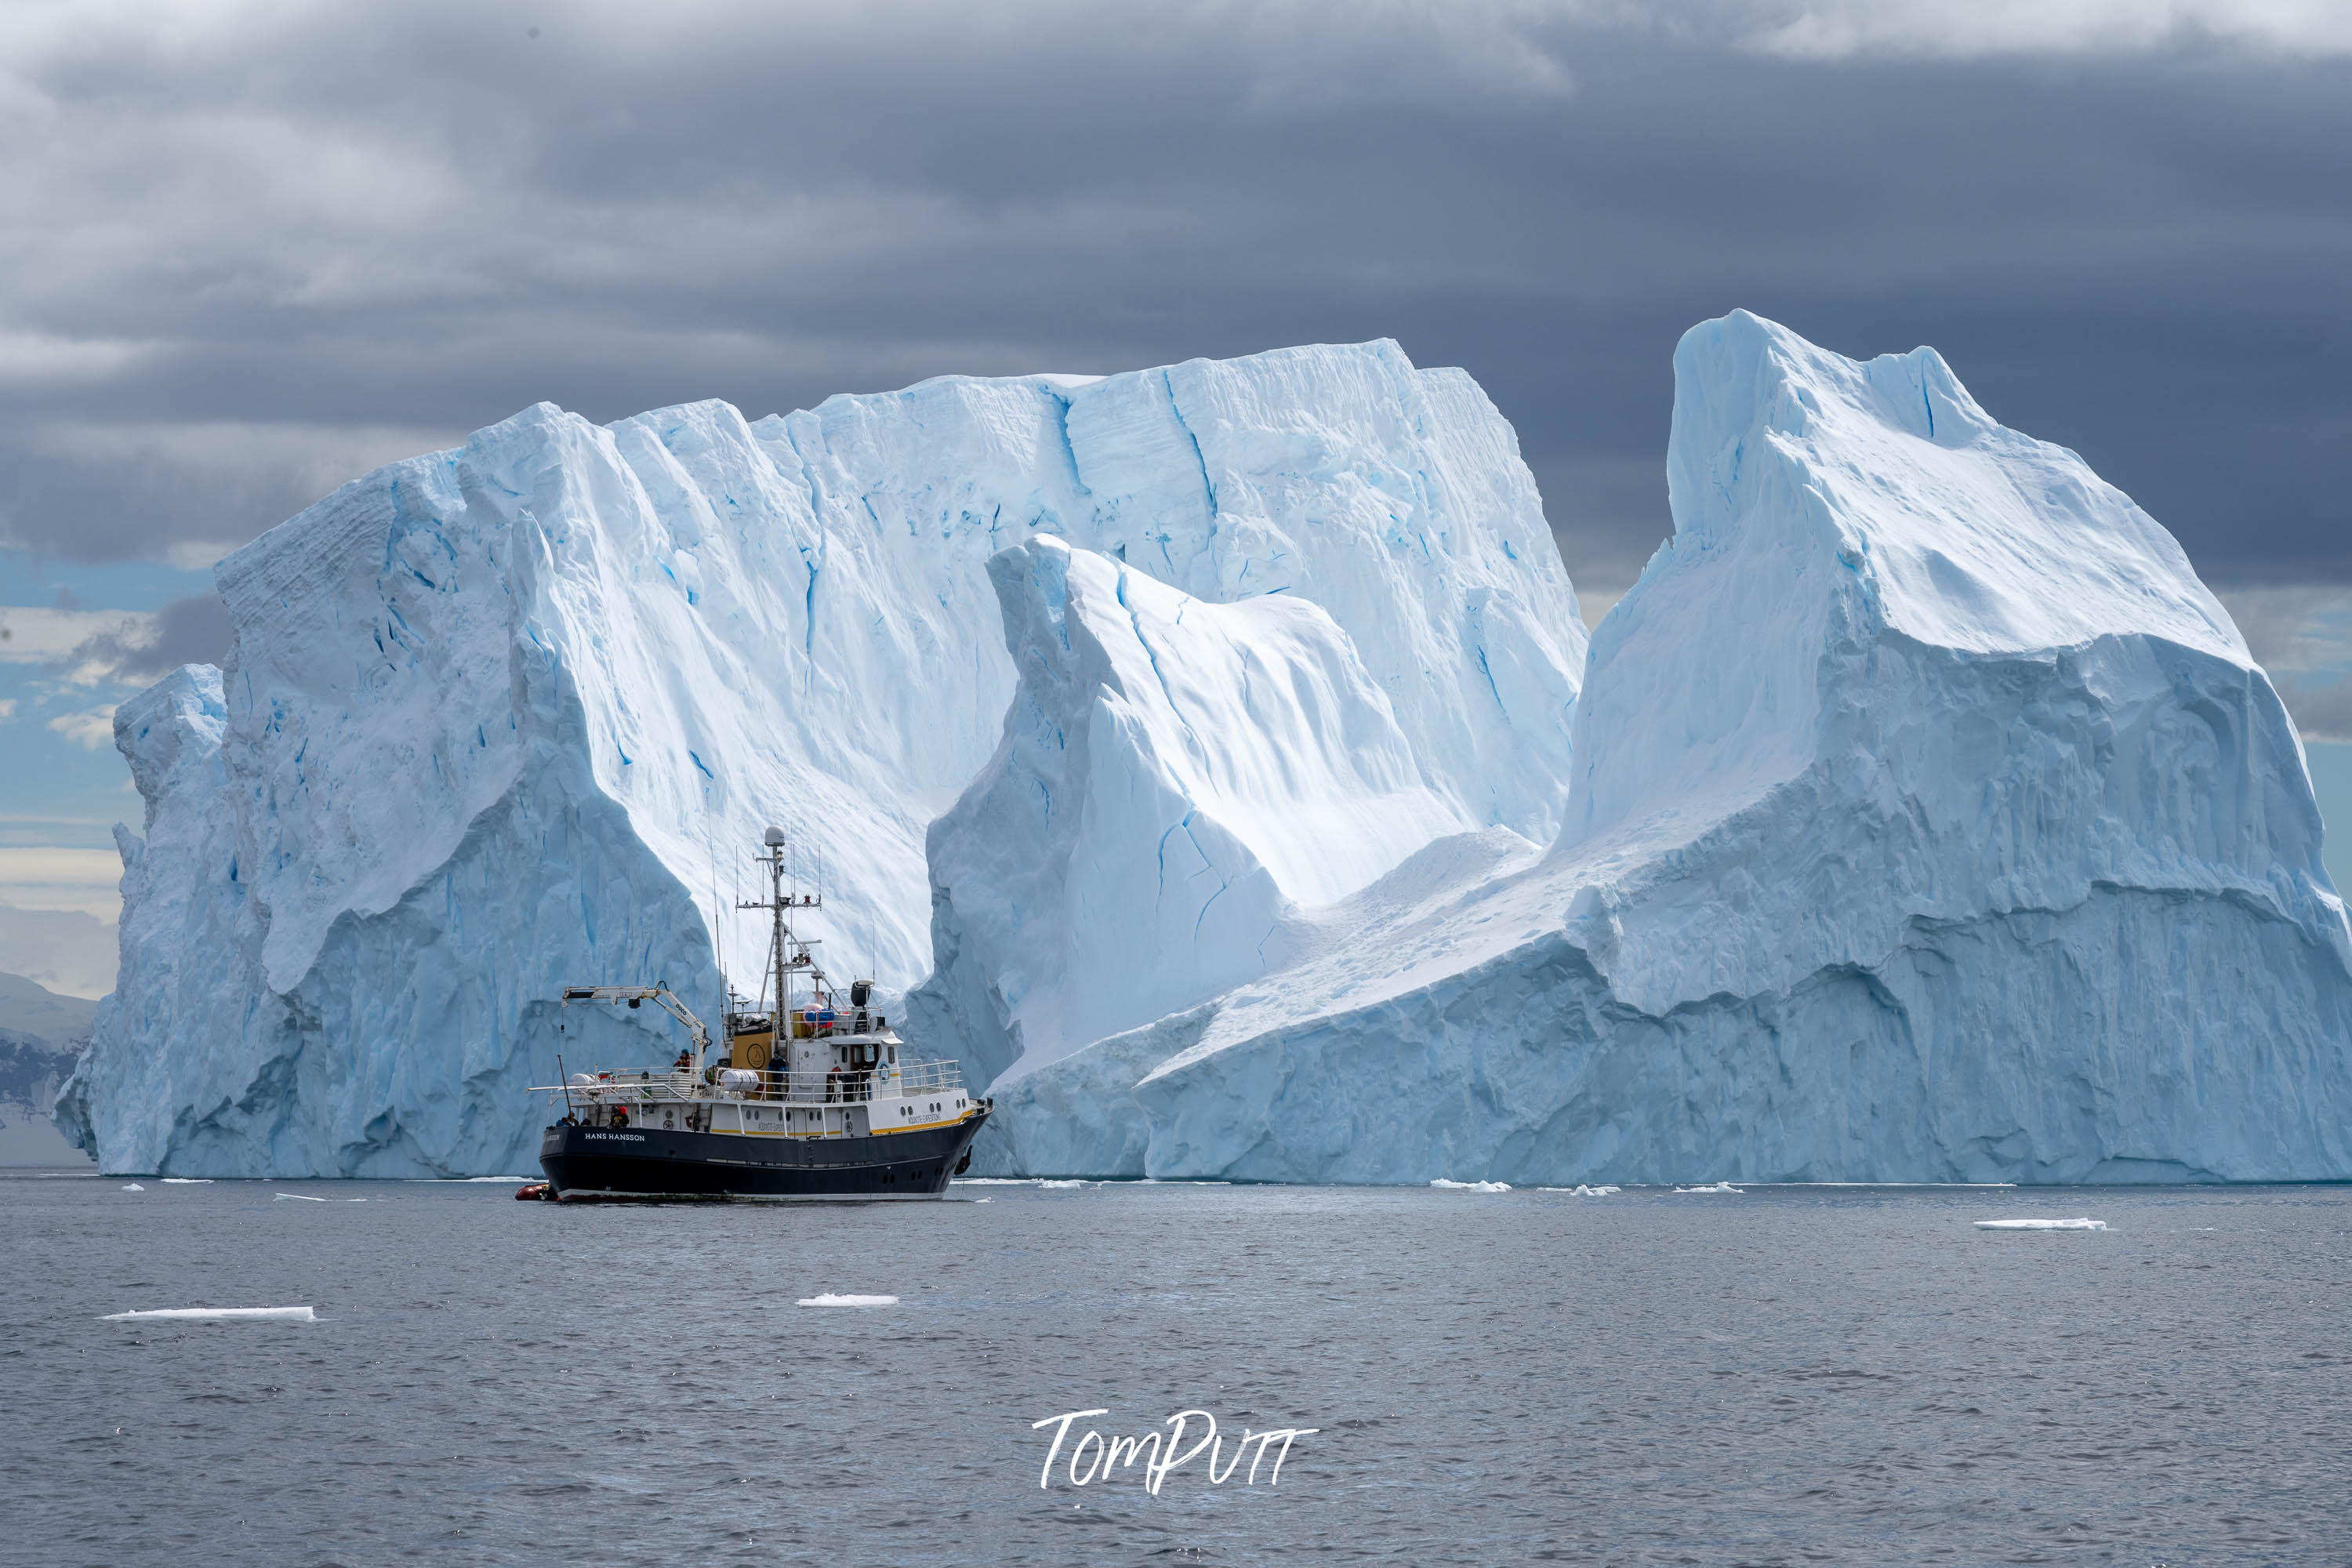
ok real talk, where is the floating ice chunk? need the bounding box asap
[1540,1184,1623,1196]
[1037,1179,1089,1189]
[120,1183,143,1192]
[273,1192,328,1202]
[1673,1181,1743,1194]
[160,1178,212,1184]
[1430,1179,1512,1192]
[796,1294,898,1308]
[103,1306,317,1322]
[1973,1217,2107,1231]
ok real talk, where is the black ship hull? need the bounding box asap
[539,1107,988,1201]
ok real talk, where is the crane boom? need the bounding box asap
[559,985,713,1074]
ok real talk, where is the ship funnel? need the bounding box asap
[763,826,786,846]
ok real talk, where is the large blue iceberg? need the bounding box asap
[964,312,2352,1182]
[56,342,1583,1175]
[57,312,2352,1181]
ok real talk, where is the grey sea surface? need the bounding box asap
[4,1174,2347,1566]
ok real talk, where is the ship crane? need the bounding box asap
[559,985,713,1076]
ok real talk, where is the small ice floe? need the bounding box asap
[121,1183,144,1192]
[796,1294,898,1308]
[1539,1184,1623,1196]
[1973,1217,2107,1231]
[1673,1181,1743,1194]
[1430,1178,1512,1192]
[1038,1179,1089,1189]
[160,1178,212,1185]
[103,1306,317,1323]
[273,1192,328,1202]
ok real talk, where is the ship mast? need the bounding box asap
[738,825,819,1027]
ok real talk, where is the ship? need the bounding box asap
[529,826,989,1200]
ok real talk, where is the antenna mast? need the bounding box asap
[739,826,821,1031]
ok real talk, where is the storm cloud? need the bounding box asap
[1,0,2347,601]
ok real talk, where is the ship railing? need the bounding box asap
[730,1007,895,1040]
[541,1061,966,1107]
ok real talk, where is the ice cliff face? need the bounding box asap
[916,535,1482,1085]
[56,342,1583,1175]
[975,310,2352,1184]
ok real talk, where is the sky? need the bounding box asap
[2,0,2350,996]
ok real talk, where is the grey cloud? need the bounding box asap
[0,2,2343,607]
[2216,587,2352,675]
[2278,677,2352,746]
[60,594,232,685]
[1730,0,2352,60]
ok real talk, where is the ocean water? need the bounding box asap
[5,1175,2347,1566]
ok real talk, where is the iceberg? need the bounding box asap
[56,342,1583,1176]
[57,308,2352,1184]
[975,310,2352,1184]
[101,1306,316,1322]
[913,535,1487,1087]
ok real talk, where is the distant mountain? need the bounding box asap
[0,971,97,1167]
[0,902,118,1001]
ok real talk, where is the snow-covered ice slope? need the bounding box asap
[56,343,1584,1176]
[916,535,1482,1084]
[983,310,2352,1184]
